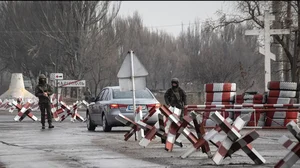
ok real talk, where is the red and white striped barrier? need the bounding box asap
[268,81,298,91]
[265,118,299,127]
[275,121,300,168]
[165,106,181,133]
[205,102,232,105]
[235,94,265,104]
[181,111,216,158]
[137,112,183,148]
[70,101,85,122]
[8,100,39,122]
[268,90,297,98]
[210,111,266,165]
[0,99,14,110]
[115,106,159,142]
[204,83,236,92]
[186,104,300,109]
[205,92,236,102]
[115,113,140,141]
[138,107,161,146]
[160,105,204,152]
[135,106,144,140]
[58,101,85,122]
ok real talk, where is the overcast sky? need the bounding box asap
[118,1,234,37]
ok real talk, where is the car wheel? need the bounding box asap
[86,113,96,131]
[102,114,112,132]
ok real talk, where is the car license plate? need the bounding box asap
[127,105,146,110]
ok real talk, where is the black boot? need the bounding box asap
[42,124,45,129]
[48,123,54,129]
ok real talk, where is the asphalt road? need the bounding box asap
[0,110,300,168]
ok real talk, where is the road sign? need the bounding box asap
[117,50,149,141]
[56,80,86,87]
[117,51,149,92]
[50,73,63,80]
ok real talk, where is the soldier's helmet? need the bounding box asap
[39,74,46,79]
[171,78,179,85]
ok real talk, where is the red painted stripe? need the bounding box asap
[274,160,285,168]
[17,112,23,117]
[206,93,214,102]
[218,144,229,157]
[145,126,157,140]
[193,139,206,149]
[291,143,300,156]
[27,112,33,118]
[283,139,293,149]
[205,84,214,92]
[223,84,232,92]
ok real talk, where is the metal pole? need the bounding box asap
[130,50,137,141]
[56,79,58,111]
[55,49,59,111]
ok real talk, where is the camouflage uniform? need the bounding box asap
[164,78,187,120]
[35,74,54,129]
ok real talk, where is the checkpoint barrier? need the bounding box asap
[276,121,300,168]
[115,104,267,166]
[209,111,265,165]
[5,98,86,122]
[52,100,86,122]
[115,106,183,147]
[184,104,300,128]
[8,100,38,122]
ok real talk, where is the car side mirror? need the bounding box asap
[90,97,96,102]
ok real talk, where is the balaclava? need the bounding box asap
[38,74,47,85]
[171,78,179,90]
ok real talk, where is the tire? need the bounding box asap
[268,81,298,91]
[204,83,236,92]
[102,114,112,132]
[268,90,296,98]
[86,113,96,131]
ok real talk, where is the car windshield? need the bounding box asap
[113,89,154,99]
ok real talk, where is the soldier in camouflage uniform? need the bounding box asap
[35,74,54,129]
[164,78,187,121]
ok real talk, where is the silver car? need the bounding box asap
[86,86,160,132]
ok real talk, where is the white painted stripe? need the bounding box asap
[278,136,297,150]
[14,115,21,121]
[233,117,246,131]
[139,138,151,147]
[204,129,218,141]
[213,152,225,165]
[282,151,300,167]
[167,133,176,143]
[214,93,223,102]
[169,114,180,124]
[181,146,197,158]
[183,128,191,136]
[274,104,284,108]
[31,115,38,121]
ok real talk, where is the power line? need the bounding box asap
[144,20,219,29]
[0,19,221,33]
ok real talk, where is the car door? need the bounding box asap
[94,88,109,124]
[92,89,105,124]
[99,88,111,125]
